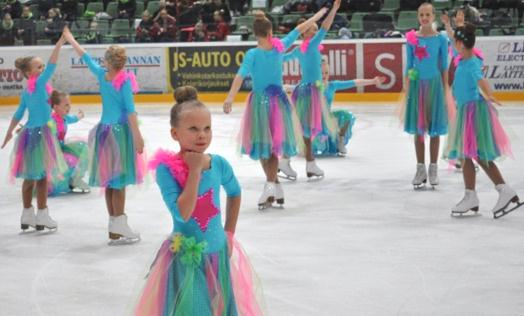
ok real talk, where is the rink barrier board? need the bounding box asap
[1,91,523,107]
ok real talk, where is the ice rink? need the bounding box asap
[1,102,523,316]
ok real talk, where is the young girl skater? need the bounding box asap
[445,24,521,219]
[279,0,341,179]
[136,95,263,315]
[404,2,449,189]
[315,57,384,156]
[223,9,328,209]
[63,26,146,243]
[48,90,90,195]
[1,35,67,232]
[279,58,384,169]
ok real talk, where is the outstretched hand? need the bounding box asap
[374,76,386,86]
[77,109,85,119]
[223,98,233,114]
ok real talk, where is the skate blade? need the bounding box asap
[451,206,480,217]
[71,187,91,194]
[35,225,57,231]
[306,174,324,182]
[258,196,275,211]
[493,197,523,219]
[108,234,141,245]
[277,173,297,181]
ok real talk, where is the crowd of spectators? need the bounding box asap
[1,0,523,46]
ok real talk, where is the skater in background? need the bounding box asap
[63,26,146,244]
[444,24,521,219]
[279,57,384,179]
[279,0,341,180]
[222,9,328,210]
[1,35,68,232]
[403,2,449,189]
[136,90,263,315]
[315,57,385,156]
[47,90,90,195]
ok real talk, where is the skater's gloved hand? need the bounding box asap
[223,97,233,114]
[77,109,85,119]
[184,151,206,172]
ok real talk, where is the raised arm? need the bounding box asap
[295,7,328,34]
[177,152,206,220]
[320,0,341,31]
[63,26,85,56]
[48,34,65,64]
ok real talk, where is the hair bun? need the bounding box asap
[254,11,266,20]
[174,86,198,104]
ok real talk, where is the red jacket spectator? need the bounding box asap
[154,8,176,42]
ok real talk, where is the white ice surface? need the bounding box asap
[1,103,523,316]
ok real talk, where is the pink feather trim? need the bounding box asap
[300,38,324,53]
[148,149,188,187]
[406,30,418,46]
[112,70,139,94]
[51,112,66,142]
[27,75,53,96]
[269,37,284,53]
[453,48,484,67]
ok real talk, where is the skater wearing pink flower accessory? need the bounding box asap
[222,9,327,210]
[63,26,146,244]
[136,88,264,315]
[403,2,449,190]
[1,34,68,233]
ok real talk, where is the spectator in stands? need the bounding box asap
[61,0,77,22]
[201,0,231,24]
[399,0,426,11]
[228,0,247,16]
[44,8,65,44]
[36,0,56,19]
[2,0,22,19]
[0,12,17,45]
[16,5,35,45]
[85,20,100,43]
[154,8,176,41]
[117,0,136,19]
[193,20,207,41]
[165,0,178,18]
[209,9,229,41]
[283,0,317,14]
[136,10,159,42]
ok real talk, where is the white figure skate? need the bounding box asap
[70,176,90,193]
[337,135,347,155]
[492,184,523,219]
[275,182,284,207]
[20,206,36,231]
[108,214,140,245]
[451,190,480,217]
[412,163,427,189]
[428,163,439,189]
[278,158,297,181]
[306,160,324,180]
[35,208,58,231]
[258,182,275,210]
